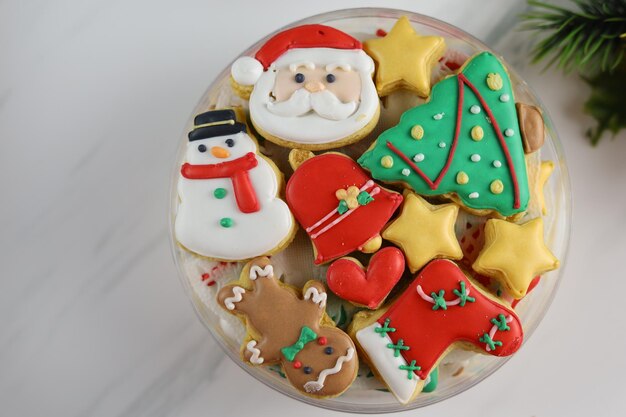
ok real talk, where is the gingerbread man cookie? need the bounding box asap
[350,259,523,404]
[217,257,358,398]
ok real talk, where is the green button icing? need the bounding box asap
[214,188,227,199]
[220,217,233,228]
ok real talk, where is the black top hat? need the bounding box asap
[188,109,247,141]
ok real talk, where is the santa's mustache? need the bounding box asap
[266,88,358,121]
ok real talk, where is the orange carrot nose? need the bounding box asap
[211,146,230,159]
[304,81,325,93]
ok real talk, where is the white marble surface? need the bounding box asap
[1,0,625,416]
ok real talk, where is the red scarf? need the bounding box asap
[181,152,260,213]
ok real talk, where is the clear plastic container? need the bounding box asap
[168,8,571,413]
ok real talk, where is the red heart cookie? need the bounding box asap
[326,247,405,309]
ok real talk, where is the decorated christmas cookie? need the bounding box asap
[364,16,446,98]
[286,152,403,264]
[350,259,523,404]
[217,257,358,397]
[175,109,295,260]
[358,51,540,217]
[230,24,380,150]
[382,192,463,273]
[326,247,406,309]
[472,217,559,299]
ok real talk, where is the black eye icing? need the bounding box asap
[324,346,334,355]
[303,366,313,374]
[294,73,305,83]
[225,139,235,148]
[326,73,336,83]
[197,144,207,152]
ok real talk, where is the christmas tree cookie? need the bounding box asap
[349,259,523,404]
[358,51,541,217]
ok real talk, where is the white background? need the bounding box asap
[1,0,625,416]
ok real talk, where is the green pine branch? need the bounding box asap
[521,0,626,74]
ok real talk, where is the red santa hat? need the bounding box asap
[231,24,373,86]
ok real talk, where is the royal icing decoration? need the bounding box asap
[217,258,358,397]
[358,52,531,217]
[286,153,403,264]
[175,109,294,260]
[326,247,406,309]
[353,259,523,404]
[382,192,462,272]
[364,16,446,97]
[231,24,379,149]
[472,218,559,299]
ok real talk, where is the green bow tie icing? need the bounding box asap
[281,325,318,361]
[358,52,530,217]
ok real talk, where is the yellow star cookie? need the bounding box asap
[473,218,559,299]
[382,192,462,272]
[536,161,554,215]
[364,16,446,97]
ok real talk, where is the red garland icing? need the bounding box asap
[326,247,405,308]
[286,154,403,264]
[377,259,523,380]
[254,24,362,70]
[385,73,521,209]
[181,152,260,213]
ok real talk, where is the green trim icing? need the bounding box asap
[281,326,317,361]
[479,332,503,350]
[452,281,476,306]
[386,339,410,357]
[431,290,448,311]
[358,52,530,217]
[337,199,349,214]
[491,314,511,331]
[357,190,374,205]
[375,318,396,338]
[399,360,421,380]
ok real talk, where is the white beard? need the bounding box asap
[266,88,358,121]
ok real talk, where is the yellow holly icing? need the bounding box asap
[383,192,463,272]
[381,155,394,168]
[364,16,446,97]
[411,125,424,140]
[456,171,469,185]
[490,179,504,194]
[471,125,484,141]
[472,218,559,299]
[486,73,503,91]
[336,186,361,209]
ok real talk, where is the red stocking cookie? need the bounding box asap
[350,259,523,404]
[217,257,358,398]
[286,152,403,264]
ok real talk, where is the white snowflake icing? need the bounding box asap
[433,112,445,120]
[470,105,481,114]
[413,153,425,162]
[470,154,481,162]
[438,142,446,148]
[499,93,510,102]
[493,160,502,168]
[401,168,411,176]
[469,192,480,199]
[504,128,514,137]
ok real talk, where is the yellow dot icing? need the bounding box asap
[490,179,504,194]
[456,171,469,185]
[381,155,394,168]
[411,125,425,140]
[486,73,503,91]
[471,125,484,141]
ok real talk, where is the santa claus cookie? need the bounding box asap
[349,259,523,404]
[358,51,546,218]
[230,24,380,150]
[217,257,358,398]
[286,151,403,264]
[175,109,295,261]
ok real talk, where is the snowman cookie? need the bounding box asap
[230,24,380,150]
[217,257,358,398]
[285,151,403,264]
[174,109,296,261]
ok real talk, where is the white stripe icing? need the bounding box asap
[303,347,355,393]
[246,340,264,364]
[303,287,327,309]
[249,264,273,280]
[416,284,470,307]
[224,286,245,310]
[355,322,420,404]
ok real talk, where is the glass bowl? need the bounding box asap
[168,8,571,413]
